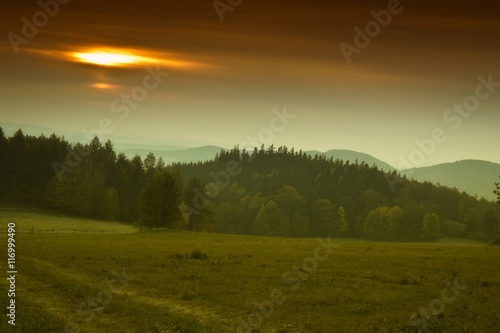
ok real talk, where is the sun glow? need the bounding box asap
[72,48,158,67]
[29,46,208,71]
[65,47,207,70]
[90,82,115,89]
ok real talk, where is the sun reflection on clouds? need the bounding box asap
[73,50,151,67]
[28,46,208,71]
[90,82,116,90]
[71,48,159,67]
[67,46,204,70]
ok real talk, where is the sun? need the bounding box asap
[74,51,137,66]
[62,46,208,71]
[71,48,158,67]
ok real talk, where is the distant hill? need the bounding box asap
[119,145,225,164]
[127,147,397,169]
[1,122,87,143]
[306,149,395,171]
[0,122,193,149]
[402,160,500,201]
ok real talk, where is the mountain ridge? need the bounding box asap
[306,149,395,171]
[2,122,499,201]
[402,159,500,201]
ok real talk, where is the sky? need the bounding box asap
[1,0,499,168]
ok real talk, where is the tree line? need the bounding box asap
[1,128,499,242]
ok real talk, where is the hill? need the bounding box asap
[119,145,225,164]
[307,149,395,171]
[402,160,500,201]
[0,122,194,148]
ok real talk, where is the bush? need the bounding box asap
[190,250,208,259]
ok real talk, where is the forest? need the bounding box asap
[1,127,499,242]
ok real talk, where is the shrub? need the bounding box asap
[190,250,208,259]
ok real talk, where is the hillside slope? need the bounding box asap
[402,160,500,201]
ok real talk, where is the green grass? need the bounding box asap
[0,209,499,332]
[0,207,137,234]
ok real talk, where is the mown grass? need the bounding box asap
[0,210,499,332]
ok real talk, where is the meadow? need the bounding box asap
[0,208,499,333]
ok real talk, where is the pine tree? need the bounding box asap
[0,127,9,201]
[144,152,157,177]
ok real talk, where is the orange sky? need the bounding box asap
[1,0,500,166]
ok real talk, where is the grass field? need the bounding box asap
[1,209,499,333]
[0,207,137,234]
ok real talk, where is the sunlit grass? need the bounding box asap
[0,207,137,234]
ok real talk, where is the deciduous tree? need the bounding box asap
[310,198,338,236]
[138,170,183,228]
[494,177,500,205]
[185,177,215,231]
[419,213,441,241]
[363,206,402,240]
[252,200,289,236]
[482,210,498,235]
[338,206,349,233]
